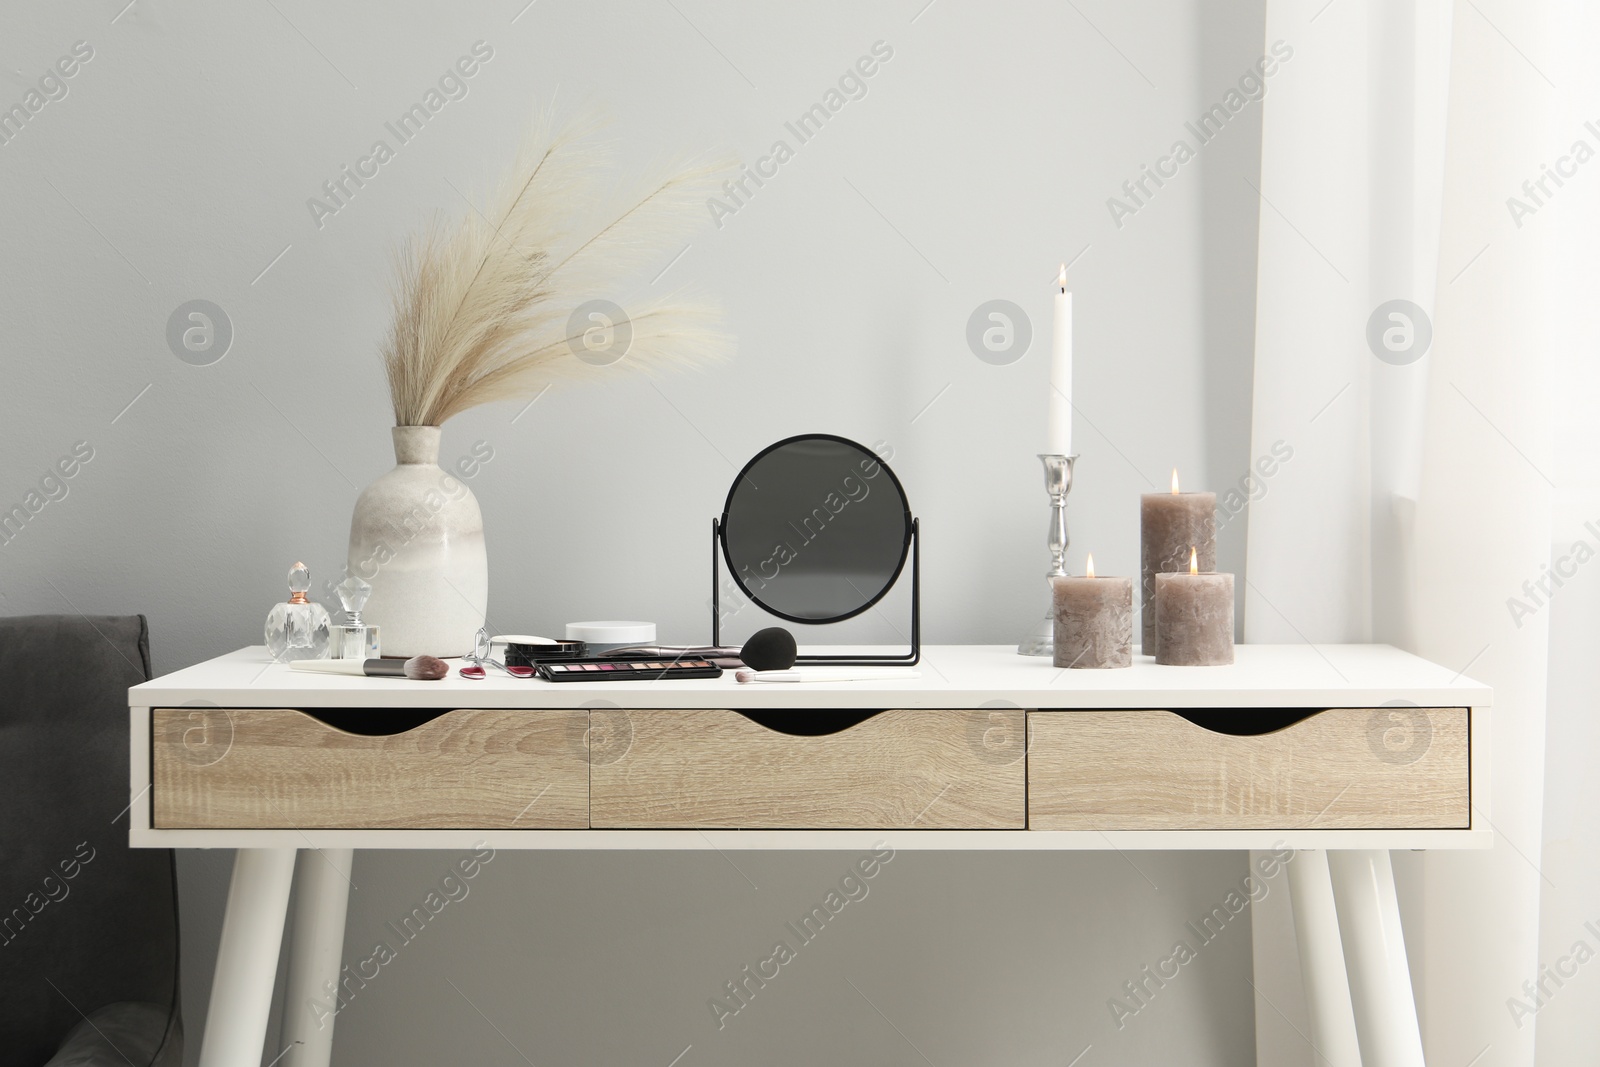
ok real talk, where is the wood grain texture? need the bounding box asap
[1027,708,1469,830]
[152,708,588,829]
[589,708,1026,829]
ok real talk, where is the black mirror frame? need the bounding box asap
[718,433,913,625]
[711,433,921,666]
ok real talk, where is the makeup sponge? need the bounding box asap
[741,627,797,671]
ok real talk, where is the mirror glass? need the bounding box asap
[721,435,912,623]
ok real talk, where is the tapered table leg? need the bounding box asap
[281,849,355,1067]
[1285,849,1361,1067]
[1328,849,1426,1067]
[197,848,297,1067]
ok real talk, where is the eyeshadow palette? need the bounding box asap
[535,657,723,682]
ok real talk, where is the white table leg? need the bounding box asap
[197,848,297,1067]
[281,849,355,1067]
[1328,849,1426,1067]
[1285,849,1361,1067]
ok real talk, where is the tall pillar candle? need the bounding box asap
[1140,470,1216,654]
[1154,564,1235,666]
[1051,556,1132,669]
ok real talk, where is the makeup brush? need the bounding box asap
[735,668,922,684]
[289,656,449,680]
[604,626,797,672]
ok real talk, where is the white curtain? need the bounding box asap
[1246,1,1566,1064]
[1538,342,1600,1067]
[1524,5,1600,1064]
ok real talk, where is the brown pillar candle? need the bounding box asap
[1140,469,1216,655]
[1154,552,1234,666]
[1051,556,1133,669]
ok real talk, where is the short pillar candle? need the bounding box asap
[1154,550,1235,666]
[1141,469,1216,655]
[1051,556,1133,669]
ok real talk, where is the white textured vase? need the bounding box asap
[347,426,487,658]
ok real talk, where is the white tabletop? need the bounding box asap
[131,644,1491,710]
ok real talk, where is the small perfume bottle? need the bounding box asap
[265,562,332,661]
[332,574,381,660]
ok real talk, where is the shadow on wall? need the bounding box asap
[1196,0,1268,638]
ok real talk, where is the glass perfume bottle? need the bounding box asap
[332,574,381,660]
[265,562,332,661]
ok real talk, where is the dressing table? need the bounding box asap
[130,642,1486,1067]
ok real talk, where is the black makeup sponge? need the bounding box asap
[740,627,797,671]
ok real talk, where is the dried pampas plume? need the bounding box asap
[382,115,734,427]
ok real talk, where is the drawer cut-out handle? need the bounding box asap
[301,708,454,736]
[734,709,885,737]
[1171,708,1323,737]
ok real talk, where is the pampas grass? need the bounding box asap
[382,116,733,427]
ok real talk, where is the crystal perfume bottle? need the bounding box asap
[265,562,332,661]
[332,574,381,660]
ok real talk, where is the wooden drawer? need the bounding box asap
[1027,708,1469,831]
[588,708,1025,829]
[151,707,589,829]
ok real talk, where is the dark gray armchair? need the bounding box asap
[0,615,182,1066]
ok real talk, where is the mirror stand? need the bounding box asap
[711,517,921,666]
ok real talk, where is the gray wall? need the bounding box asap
[0,1,1268,1063]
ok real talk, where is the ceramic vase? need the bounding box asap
[346,426,487,657]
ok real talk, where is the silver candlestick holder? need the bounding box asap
[1018,453,1078,656]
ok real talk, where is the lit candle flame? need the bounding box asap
[1086,554,1095,579]
[1171,468,1181,494]
[1058,263,1066,292]
[1189,546,1199,575]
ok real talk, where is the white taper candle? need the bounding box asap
[1047,264,1073,454]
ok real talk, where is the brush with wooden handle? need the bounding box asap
[289,656,449,680]
[734,668,921,684]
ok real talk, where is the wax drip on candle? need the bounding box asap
[1171,468,1181,494]
[1086,553,1096,579]
[1190,546,1199,575]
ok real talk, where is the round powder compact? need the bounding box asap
[494,634,585,669]
[564,621,657,654]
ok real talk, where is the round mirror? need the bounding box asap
[721,435,913,624]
